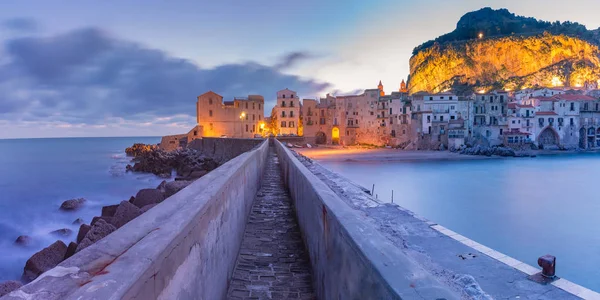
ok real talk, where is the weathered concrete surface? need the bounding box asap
[274,140,460,300]
[227,148,314,299]
[187,137,263,163]
[2,140,269,300]
[293,148,581,299]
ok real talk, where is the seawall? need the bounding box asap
[274,140,459,299]
[187,137,263,163]
[2,139,270,300]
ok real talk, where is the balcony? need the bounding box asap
[347,124,360,128]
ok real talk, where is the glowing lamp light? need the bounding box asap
[478,33,484,39]
[260,122,265,129]
[551,76,562,87]
[239,112,246,119]
[575,83,583,88]
[478,89,486,94]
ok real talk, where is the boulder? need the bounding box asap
[0,281,22,297]
[156,180,167,192]
[128,196,136,203]
[77,224,91,243]
[59,198,86,211]
[140,204,157,214]
[50,228,72,237]
[189,170,208,179]
[111,201,142,228]
[133,189,165,208]
[101,204,119,217]
[22,240,67,282]
[76,219,116,253]
[14,235,32,246]
[64,242,78,260]
[201,159,219,171]
[91,216,113,226]
[164,180,192,198]
[72,218,84,225]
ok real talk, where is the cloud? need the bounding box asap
[274,51,318,70]
[2,18,38,32]
[0,27,331,137]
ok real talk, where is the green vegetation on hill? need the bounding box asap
[413,7,597,55]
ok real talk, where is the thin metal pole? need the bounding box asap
[391,190,394,203]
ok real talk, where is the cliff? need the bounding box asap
[408,8,600,94]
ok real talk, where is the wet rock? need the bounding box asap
[59,198,86,211]
[164,180,192,198]
[91,216,113,226]
[0,280,22,297]
[111,201,142,228]
[50,228,72,237]
[133,189,165,208]
[14,235,32,246]
[156,180,167,191]
[22,240,67,282]
[125,143,157,157]
[72,218,84,225]
[77,224,91,243]
[189,170,208,179]
[140,204,157,214]
[64,242,78,260]
[76,219,116,253]
[128,196,136,203]
[101,204,119,217]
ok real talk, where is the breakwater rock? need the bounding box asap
[126,145,219,179]
[457,145,517,157]
[125,143,157,157]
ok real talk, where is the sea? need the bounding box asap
[0,137,163,281]
[319,154,600,293]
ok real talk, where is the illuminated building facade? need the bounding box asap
[196,91,265,138]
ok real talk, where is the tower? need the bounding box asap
[378,80,384,96]
[400,79,407,93]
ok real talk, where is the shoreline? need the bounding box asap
[294,146,600,163]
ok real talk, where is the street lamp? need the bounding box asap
[239,112,246,138]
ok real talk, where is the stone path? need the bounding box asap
[227,147,315,300]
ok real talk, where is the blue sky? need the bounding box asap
[1,0,599,138]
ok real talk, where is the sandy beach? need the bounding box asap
[294,147,499,162]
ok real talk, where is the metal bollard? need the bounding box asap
[538,255,556,278]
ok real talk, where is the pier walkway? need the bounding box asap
[227,147,315,300]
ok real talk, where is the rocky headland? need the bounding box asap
[0,143,220,296]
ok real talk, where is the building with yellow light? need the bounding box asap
[271,89,301,136]
[196,91,265,138]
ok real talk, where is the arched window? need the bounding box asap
[289,121,295,128]
[281,121,287,128]
[282,94,286,98]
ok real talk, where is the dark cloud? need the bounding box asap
[274,51,317,70]
[0,27,330,128]
[2,18,38,32]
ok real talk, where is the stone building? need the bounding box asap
[411,92,461,149]
[271,89,301,136]
[472,91,510,146]
[196,91,265,138]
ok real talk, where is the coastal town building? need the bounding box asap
[196,91,265,139]
[272,89,301,136]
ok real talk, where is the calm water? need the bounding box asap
[0,137,162,281]
[320,154,600,292]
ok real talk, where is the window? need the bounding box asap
[281,121,286,127]
[449,96,453,100]
[282,94,286,98]
[281,111,286,117]
[440,96,444,99]
[290,111,294,117]
[289,121,295,128]
[291,101,295,107]
[570,118,574,126]
[253,103,255,110]
[209,123,213,130]
[500,129,503,135]
[209,110,213,117]
[209,98,213,105]
[570,103,575,111]
[282,101,286,107]
[512,120,516,124]
[245,124,248,132]
[252,114,255,121]
[245,114,248,120]
[259,104,261,110]
[440,116,444,122]
[451,115,455,120]
[429,97,433,100]
[321,110,325,117]
[252,125,255,132]
[427,115,431,123]
[319,118,326,125]
[539,118,545,127]
[451,106,455,110]
[500,95,504,102]
[389,108,392,114]
[526,120,530,127]
[245,103,248,109]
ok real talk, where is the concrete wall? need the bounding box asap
[2,140,270,300]
[273,140,458,300]
[187,137,264,163]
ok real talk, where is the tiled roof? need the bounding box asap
[554,94,597,101]
[536,111,558,115]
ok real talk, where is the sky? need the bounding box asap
[1,0,600,138]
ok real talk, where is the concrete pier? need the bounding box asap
[227,147,314,299]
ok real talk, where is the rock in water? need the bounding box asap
[164,180,192,198]
[133,189,165,208]
[50,228,72,237]
[64,242,78,260]
[101,204,119,217]
[59,198,86,211]
[14,235,32,246]
[125,143,157,157]
[76,219,116,253]
[0,280,22,297]
[72,218,84,225]
[76,224,91,243]
[111,201,142,228]
[140,204,157,213]
[22,240,68,282]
